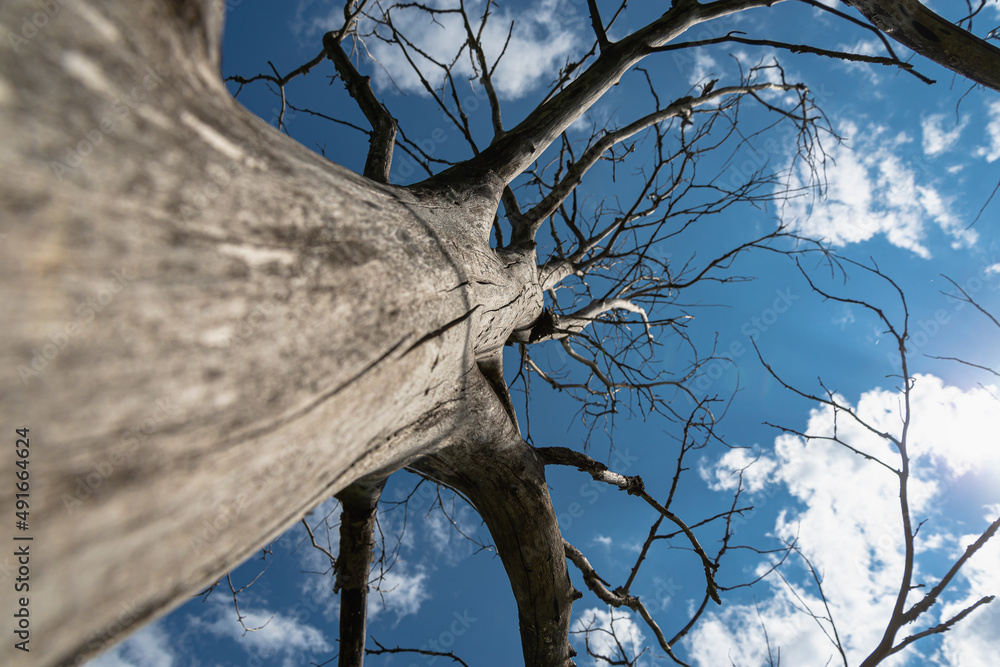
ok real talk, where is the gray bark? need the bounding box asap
[411,381,580,666]
[845,0,1000,92]
[0,2,540,664]
[4,0,1000,665]
[0,1,769,662]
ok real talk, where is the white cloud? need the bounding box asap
[86,621,176,667]
[687,50,719,87]
[833,39,885,87]
[290,0,370,43]
[423,503,482,565]
[202,595,332,660]
[782,121,978,257]
[690,375,1000,665]
[976,99,1000,162]
[686,587,844,666]
[934,529,1000,667]
[297,498,343,618]
[572,607,647,666]
[295,0,583,99]
[922,113,966,156]
[701,446,777,493]
[289,0,335,39]
[367,561,430,622]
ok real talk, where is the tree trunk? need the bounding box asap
[411,371,580,666]
[0,1,541,664]
[335,480,385,667]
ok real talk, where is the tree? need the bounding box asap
[1,1,998,665]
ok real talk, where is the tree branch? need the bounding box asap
[323,31,397,184]
[887,595,996,657]
[519,82,807,241]
[844,0,1000,92]
[367,638,471,666]
[421,0,784,195]
[899,516,1000,626]
[653,32,935,84]
[538,447,721,604]
[564,540,692,667]
[587,0,612,51]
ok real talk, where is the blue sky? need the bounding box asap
[91,1,1000,665]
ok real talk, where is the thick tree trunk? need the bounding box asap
[18,1,997,664]
[0,1,540,664]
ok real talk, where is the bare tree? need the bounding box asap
[1,1,998,665]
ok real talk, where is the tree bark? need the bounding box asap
[0,1,540,664]
[6,0,1000,665]
[335,480,385,667]
[845,0,1000,92]
[411,370,579,667]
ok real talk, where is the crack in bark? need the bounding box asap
[402,307,479,356]
[216,336,411,448]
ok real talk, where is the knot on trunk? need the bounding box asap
[527,308,559,342]
[623,474,644,496]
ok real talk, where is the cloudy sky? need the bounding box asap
[91,1,999,665]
